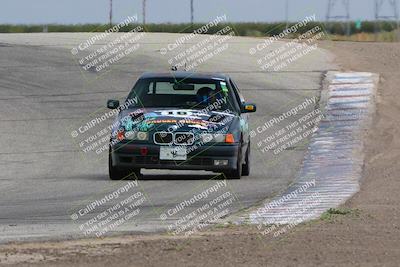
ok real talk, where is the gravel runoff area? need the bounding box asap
[0,40,399,267]
[0,32,333,243]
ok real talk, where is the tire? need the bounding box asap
[242,142,250,176]
[109,154,124,180]
[223,145,242,180]
[130,168,142,179]
[109,153,141,180]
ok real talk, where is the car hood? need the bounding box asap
[114,108,237,134]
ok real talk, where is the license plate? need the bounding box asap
[159,146,187,160]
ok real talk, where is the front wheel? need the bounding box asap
[223,147,242,179]
[109,153,141,180]
[242,142,250,176]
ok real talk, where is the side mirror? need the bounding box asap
[242,103,257,113]
[107,99,120,109]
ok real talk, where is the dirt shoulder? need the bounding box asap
[1,41,400,267]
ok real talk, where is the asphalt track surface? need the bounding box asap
[0,33,336,242]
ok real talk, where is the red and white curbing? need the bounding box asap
[246,71,378,225]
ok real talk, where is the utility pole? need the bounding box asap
[109,0,113,26]
[326,0,351,36]
[374,0,399,41]
[285,0,289,29]
[190,0,194,25]
[143,0,146,25]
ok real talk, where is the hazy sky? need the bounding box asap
[0,0,397,24]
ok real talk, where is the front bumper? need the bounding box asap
[111,142,239,172]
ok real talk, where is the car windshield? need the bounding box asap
[126,77,240,113]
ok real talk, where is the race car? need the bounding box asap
[107,72,256,180]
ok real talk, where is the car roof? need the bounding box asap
[139,71,229,81]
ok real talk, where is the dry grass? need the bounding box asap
[327,30,400,42]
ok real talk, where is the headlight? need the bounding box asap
[136,131,149,141]
[213,134,225,143]
[124,131,148,141]
[200,133,213,143]
[200,133,227,143]
[124,131,136,140]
